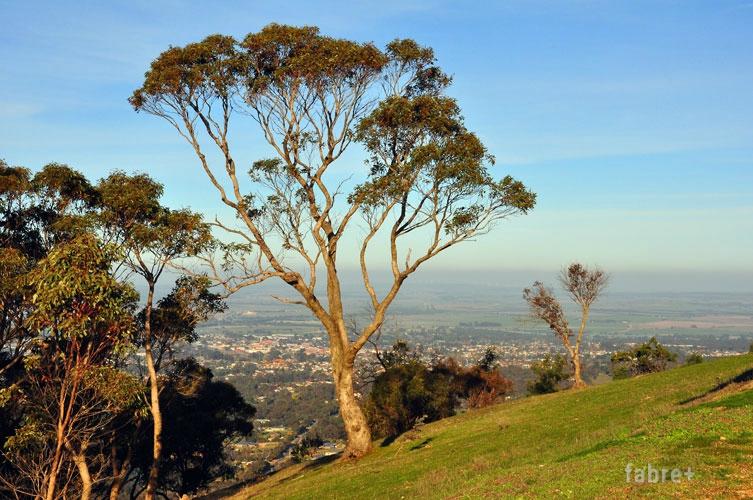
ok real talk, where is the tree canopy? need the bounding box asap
[132,24,535,458]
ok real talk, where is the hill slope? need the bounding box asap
[232,354,753,499]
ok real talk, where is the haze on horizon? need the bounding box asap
[2,0,752,292]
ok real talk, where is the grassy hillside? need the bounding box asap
[231,354,753,499]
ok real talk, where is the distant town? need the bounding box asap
[174,287,752,482]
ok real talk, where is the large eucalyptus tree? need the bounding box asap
[131,24,535,458]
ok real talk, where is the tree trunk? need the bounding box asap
[109,469,126,500]
[144,283,162,500]
[44,422,66,500]
[572,355,586,389]
[572,306,590,389]
[71,452,92,500]
[334,358,372,459]
[109,441,132,500]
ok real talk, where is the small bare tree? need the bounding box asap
[523,263,608,388]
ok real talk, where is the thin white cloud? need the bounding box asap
[0,102,43,119]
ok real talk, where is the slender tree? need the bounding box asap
[145,276,227,373]
[96,172,213,497]
[5,234,138,500]
[524,263,608,388]
[104,276,227,500]
[131,24,535,458]
[1,162,119,499]
[123,358,254,498]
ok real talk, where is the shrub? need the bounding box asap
[685,352,704,365]
[527,354,571,395]
[433,357,514,409]
[364,358,455,439]
[124,358,255,495]
[467,370,513,408]
[611,337,677,379]
[291,434,324,463]
[364,343,512,439]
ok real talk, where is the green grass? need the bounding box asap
[232,355,753,499]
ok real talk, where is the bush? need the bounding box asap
[433,357,514,409]
[527,354,571,395]
[611,337,677,379]
[467,370,513,408]
[291,434,324,463]
[124,358,255,495]
[364,358,454,439]
[364,343,512,439]
[685,352,704,365]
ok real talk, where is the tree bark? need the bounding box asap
[572,356,586,389]
[572,306,590,389]
[333,359,372,459]
[143,282,162,500]
[109,469,126,500]
[45,379,73,500]
[109,440,132,500]
[44,426,65,500]
[71,452,92,500]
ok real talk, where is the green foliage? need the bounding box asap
[131,24,386,110]
[131,22,535,461]
[354,89,535,228]
[241,24,386,95]
[1,160,96,259]
[131,24,535,259]
[128,358,255,496]
[365,342,512,439]
[1,163,231,499]
[380,339,420,368]
[365,358,453,439]
[97,171,162,225]
[384,38,451,96]
[477,347,500,372]
[97,172,212,261]
[2,231,144,499]
[3,419,45,455]
[30,162,99,210]
[611,337,678,379]
[129,34,243,109]
[0,247,28,318]
[1,162,112,497]
[527,354,572,395]
[88,365,145,411]
[685,352,704,365]
[26,233,136,344]
[291,435,324,463]
[143,275,227,370]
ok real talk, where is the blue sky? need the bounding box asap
[1,0,752,287]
